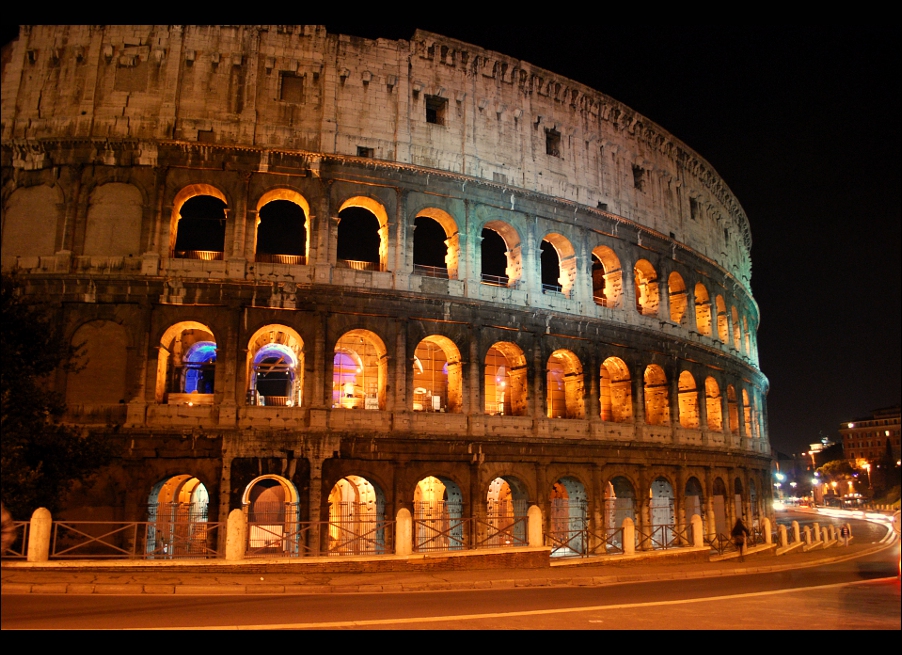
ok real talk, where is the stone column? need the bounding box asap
[27,508,51,563]
[225,508,247,560]
[395,508,412,556]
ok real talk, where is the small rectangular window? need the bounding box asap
[425,95,447,125]
[357,146,374,158]
[280,72,304,104]
[545,128,561,157]
[690,197,699,220]
[632,165,645,191]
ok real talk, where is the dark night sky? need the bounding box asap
[4,26,899,456]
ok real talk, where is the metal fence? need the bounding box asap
[413,264,450,279]
[48,520,223,559]
[1,521,29,559]
[413,501,467,552]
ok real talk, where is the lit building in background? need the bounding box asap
[840,406,901,462]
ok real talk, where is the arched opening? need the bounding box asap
[332,330,388,410]
[731,306,741,350]
[540,233,576,298]
[749,479,759,528]
[337,196,389,271]
[413,335,462,413]
[413,209,459,279]
[243,475,300,556]
[485,476,529,547]
[146,475,210,558]
[246,326,304,407]
[649,477,675,548]
[600,357,632,422]
[155,322,217,404]
[678,371,700,429]
[604,476,636,552]
[743,316,751,355]
[546,349,584,419]
[480,220,521,287]
[668,272,688,324]
[256,199,307,264]
[715,295,729,343]
[171,189,228,260]
[84,182,143,257]
[684,476,705,536]
[694,283,712,336]
[727,384,739,433]
[328,475,387,555]
[634,259,660,317]
[414,475,465,552]
[591,246,623,308]
[550,477,587,557]
[643,364,670,426]
[712,477,728,538]
[742,389,753,437]
[484,342,528,416]
[705,377,723,431]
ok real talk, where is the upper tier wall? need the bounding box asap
[0,25,752,287]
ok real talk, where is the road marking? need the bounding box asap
[143,577,898,630]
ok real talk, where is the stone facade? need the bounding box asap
[1,25,771,556]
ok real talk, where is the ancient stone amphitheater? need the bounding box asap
[1,25,770,558]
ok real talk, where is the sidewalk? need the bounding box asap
[2,538,894,596]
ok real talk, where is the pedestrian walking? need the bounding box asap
[731,517,750,562]
[1,504,15,553]
[840,523,851,547]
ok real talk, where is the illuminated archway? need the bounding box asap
[328,475,387,555]
[333,329,388,410]
[684,476,705,535]
[246,325,305,407]
[550,476,587,556]
[155,321,217,404]
[678,371,700,429]
[604,476,636,552]
[715,295,729,343]
[255,188,310,264]
[727,384,739,433]
[414,475,465,552]
[600,357,632,422]
[731,306,741,350]
[705,377,723,431]
[485,476,529,547]
[413,335,462,413]
[481,220,522,287]
[484,341,528,416]
[540,233,577,298]
[643,364,670,426]
[668,272,688,324]
[591,246,623,307]
[337,196,389,271]
[634,259,660,317]
[694,283,712,336]
[413,207,460,279]
[146,474,209,558]
[169,184,228,259]
[546,349,584,419]
[650,477,675,548]
[242,475,301,556]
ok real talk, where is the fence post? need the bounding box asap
[526,505,543,548]
[761,517,772,544]
[812,522,820,542]
[395,507,412,556]
[690,514,704,547]
[791,520,800,543]
[778,524,788,547]
[225,508,247,561]
[27,508,51,562]
[622,517,635,555]
[803,526,812,545]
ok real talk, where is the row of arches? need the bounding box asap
[2,183,755,359]
[147,470,763,557]
[141,321,764,437]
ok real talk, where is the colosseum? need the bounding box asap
[1,25,770,559]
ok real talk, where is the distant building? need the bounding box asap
[839,405,901,462]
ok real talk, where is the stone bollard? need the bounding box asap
[690,514,704,547]
[792,520,801,543]
[527,505,543,548]
[622,517,636,556]
[827,525,835,541]
[225,508,247,561]
[395,507,412,556]
[778,524,788,547]
[27,508,52,562]
[803,526,812,545]
[762,517,772,544]
[812,522,820,542]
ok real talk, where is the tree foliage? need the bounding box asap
[1,273,115,517]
